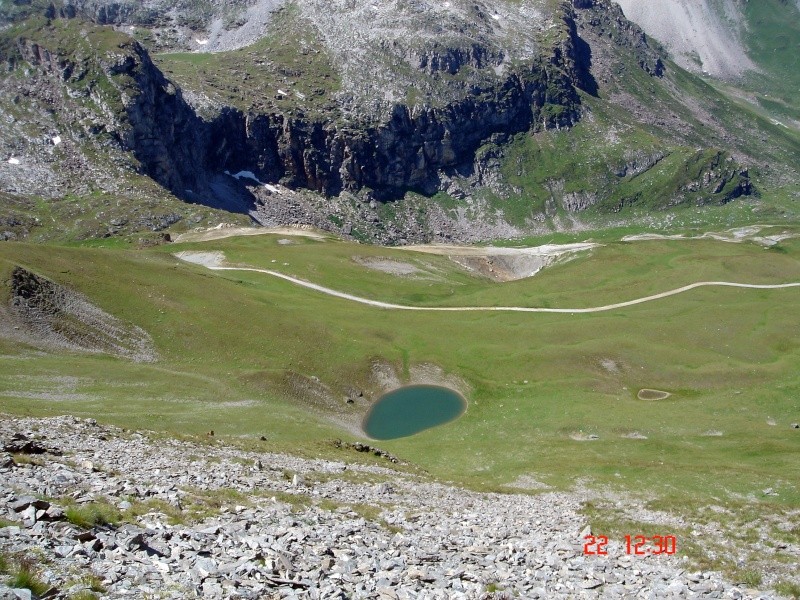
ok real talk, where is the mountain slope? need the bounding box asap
[616,0,800,127]
[0,0,797,243]
[614,0,755,79]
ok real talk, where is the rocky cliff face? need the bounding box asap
[3,2,590,201]
[9,21,207,195]
[575,0,664,77]
[207,47,582,199]
[194,1,597,200]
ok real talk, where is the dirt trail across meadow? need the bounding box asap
[175,251,800,314]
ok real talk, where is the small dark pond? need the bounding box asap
[362,384,466,440]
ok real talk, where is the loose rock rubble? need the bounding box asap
[0,416,783,599]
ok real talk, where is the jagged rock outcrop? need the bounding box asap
[681,151,752,203]
[210,60,580,199]
[12,27,206,194]
[606,150,752,212]
[614,151,667,178]
[573,0,664,76]
[2,266,156,361]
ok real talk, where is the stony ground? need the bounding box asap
[614,0,754,79]
[0,416,785,599]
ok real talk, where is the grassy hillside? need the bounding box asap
[486,10,800,228]
[1,230,798,492]
[2,227,799,583]
[741,0,800,123]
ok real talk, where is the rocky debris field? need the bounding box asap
[0,416,784,599]
[613,0,755,80]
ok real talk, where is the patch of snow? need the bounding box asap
[491,13,500,20]
[229,170,264,185]
[295,91,306,100]
[277,89,289,96]
[8,157,20,165]
[195,39,209,45]
[52,135,62,146]
[228,170,285,192]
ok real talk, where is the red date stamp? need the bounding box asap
[583,535,677,556]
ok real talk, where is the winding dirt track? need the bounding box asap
[209,265,800,314]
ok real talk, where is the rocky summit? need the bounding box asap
[0,415,785,599]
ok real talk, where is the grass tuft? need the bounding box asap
[735,569,763,587]
[5,556,49,596]
[11,453,44,466]
[775,581,800,599]
[64,502,122,529]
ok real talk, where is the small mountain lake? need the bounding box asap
[363,385,466,440]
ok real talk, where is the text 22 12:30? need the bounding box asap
[583,535,677,556]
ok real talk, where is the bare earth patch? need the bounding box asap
[174,225,328,243]
[351,256,430,278]
[369,360,470,399]
[637,389,671,401]
[600,358,621,374]
[173,251,227,268]
[570,431,600,441]
[400,242,598,282]
[702,430,724,437]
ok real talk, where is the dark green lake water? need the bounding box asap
[362,385,466,440]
